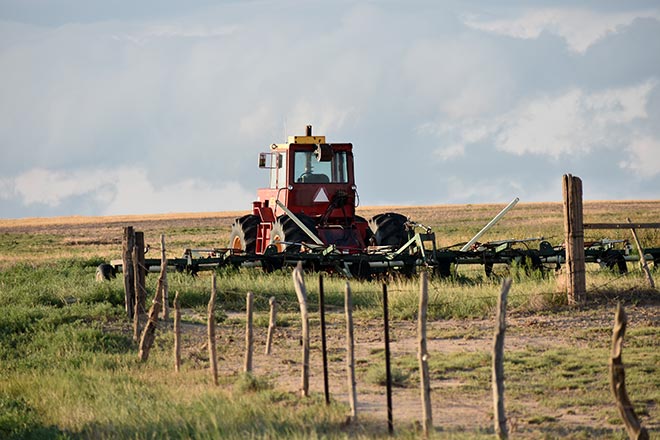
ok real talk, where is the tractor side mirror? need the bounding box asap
[258,153,267,168]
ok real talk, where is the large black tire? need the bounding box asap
[95,263,116,281]
[369,212,408,247]
[229,214,260,253]
[269,214,318,253]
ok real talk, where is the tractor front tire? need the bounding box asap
[270,214,318,253]
[369,212,408,247]
[229,214,260,253]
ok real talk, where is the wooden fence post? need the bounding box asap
[160,234,170,320]
[345,281,358,423]
[132,232,144,342]
[493,278,512,440]
[562,174,586,304]
[173,291,181,373]
[244,291,254,373]
[208,274,218,386]
[383,283,394,435]
[134,231,146,314]
[418,272,432,438]
[292,263,310,397]
[265,297,277,355]
[627,218,655,289]
[319,274,330,405]
[122,226,135,319]
[610,303,649,440]
[137,279,163,362]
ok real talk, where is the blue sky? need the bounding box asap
[1,0,659,218]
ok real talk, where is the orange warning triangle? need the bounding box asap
[313,188,330,203]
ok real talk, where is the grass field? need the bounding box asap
[0,201,658,439]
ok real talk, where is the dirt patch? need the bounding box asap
[170,302,659,437]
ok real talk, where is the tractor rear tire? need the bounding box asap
[270,214,318,253]
[229,214,260,253]
[369,212,408,247]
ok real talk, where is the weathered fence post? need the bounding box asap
[132,232,146,341]
[493,278,512,440]
[383,283,394,435]
[627,218,655,289]
[159,234,170,320]
[122,226,135,318]
[134,231,147,313]
[208,274,218,386]
[244,291,254,373]
[562,174,586,304]
[345,281,358,423]
[319,274,330,405]
[173,291,181,373]
[292,263,310,397]
[610,303,649,440]
[265,297,277,355]
[418,272,432,438]
[137,278,163,362]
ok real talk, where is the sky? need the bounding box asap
[1,0,659,219]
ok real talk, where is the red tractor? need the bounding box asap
[229,126,409,258]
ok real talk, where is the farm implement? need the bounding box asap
[102,126,658,280]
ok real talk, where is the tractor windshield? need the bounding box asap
[294,151,348,183]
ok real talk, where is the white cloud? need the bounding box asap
[2,167,253,215]
[495,80,657,157]
[424,80,658,162]
[464,8,660,53]
[620,137,660,178]
[434,143,465,161]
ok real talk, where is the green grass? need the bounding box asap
[1,253,658,439]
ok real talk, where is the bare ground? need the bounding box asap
[172,300,659,438]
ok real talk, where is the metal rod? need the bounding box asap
[276,200,324,245]
[319,274,330,405]
[383,283,393,435]
[460,197,520,251]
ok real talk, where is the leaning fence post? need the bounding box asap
[492,278,512,440]
[292,263,310,397]
[345,281,358,423]
[265,297,277,355]
[208,274,218,386]
[244,291,254,373]
[610,303,649,440]
[418,272,432,438]
[627,218,655,289]
[137,277,163,362]
[173,291,181,373]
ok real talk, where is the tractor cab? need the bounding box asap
[230,126,370,255]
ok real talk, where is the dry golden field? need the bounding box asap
[1,200,658,267]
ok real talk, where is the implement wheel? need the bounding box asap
[603,250,628,274]
[270,214,318,253]
[229,214,260,253]
[369,212,408,247]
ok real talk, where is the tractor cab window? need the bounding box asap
[294,150,348,184]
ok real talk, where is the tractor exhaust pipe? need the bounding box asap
[306,125,312,136]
